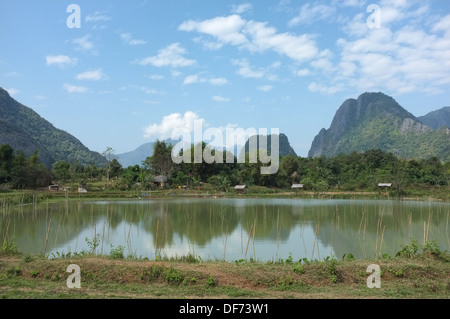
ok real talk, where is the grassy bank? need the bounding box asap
[0,241,449,299]
[1,183,449,208]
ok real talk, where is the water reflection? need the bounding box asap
[1,198,448,261]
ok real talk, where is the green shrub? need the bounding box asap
[162,266,183,284]
[292,264,305,275]
[422,240,441,256]
[109,245,125,259]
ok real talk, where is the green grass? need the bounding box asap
[4,238,449,299]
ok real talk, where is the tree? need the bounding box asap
[208,175,231,192]
[102,147,116,189]
[280,155,299,183]
[0,144,14,184]
[149,140,173,179]
[52,160,71,183]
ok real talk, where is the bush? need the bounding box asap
[422,239,441,256]
[396,240,419,258]
[109,245,125,259]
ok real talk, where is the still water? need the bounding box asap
[1,198,449,261]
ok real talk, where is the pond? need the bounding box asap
[1,198,449,261]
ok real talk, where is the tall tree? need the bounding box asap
[149,140,173,179]
[102,147,116,189]
[0,144,14,183]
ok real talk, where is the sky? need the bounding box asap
[1,0,449,158]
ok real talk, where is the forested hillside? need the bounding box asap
[0,88,107,167]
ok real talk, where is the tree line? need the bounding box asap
[1,142,449,192]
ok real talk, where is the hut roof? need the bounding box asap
[378,183,392,187]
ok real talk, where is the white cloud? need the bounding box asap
[244,20,320,62]
[432,14,450,33]
[231,58,265,78]
[183,74,202,85]
[85,11,111,22]
[212,95,230,102]
[320,14,450,95]
[209,77,228,86]
[171,70,182,77]
[143,111,207,141]
[3,71,21,77]
[231,3,252,14]
[183,74,228,86]
[120,32,147,45]
[76,69,106,81]
[257,85,273,92]
[179,15,248,48]
[296,68,311,76]
[72,35,94,52]
[288,3,336,27]
[308,82,341,94]
[311,58,334,73]
[46,55,78,68]
[180,14,324,63]
[140,86,159,94]
[6,88,20,96]
[138,43,196,67]
[63,83,88,93]
[147,74,164,80]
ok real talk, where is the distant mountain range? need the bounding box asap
[308,92,450,161]
[116,134,298,167]
[240,133,297,159]
[0,87,107,167]
[2,87,448,169]
[116,139,179,167]
[417,106,450,130]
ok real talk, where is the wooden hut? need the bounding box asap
[234,185,247,193]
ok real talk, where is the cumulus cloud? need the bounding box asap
[333,15,450,94]
[138,42,196,68]
[120,32,147,45]
[183,74,202,85]
[6,88,20,96]
[72,35,95,52]
[46,55,78,67]
[76,69,106,81]
[209,77,228,86]
[288,3,336,27]
[231,3,253,14]
[257,85,273,92]
[179,15,249,50]
[231,58,265,78]
[85,11,111,22]
[212,95,230,102]
[297,2,450,96]
[143,111,207,141]
[183,74,228,85]
[231,3,252,14]
[63,83,88,93]
[179,14,324,63]
[143,112,251,153]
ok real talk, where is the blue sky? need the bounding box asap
[1,0,449,157]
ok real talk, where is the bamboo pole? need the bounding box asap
[43,217,52,255]
[223,225,228,260]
